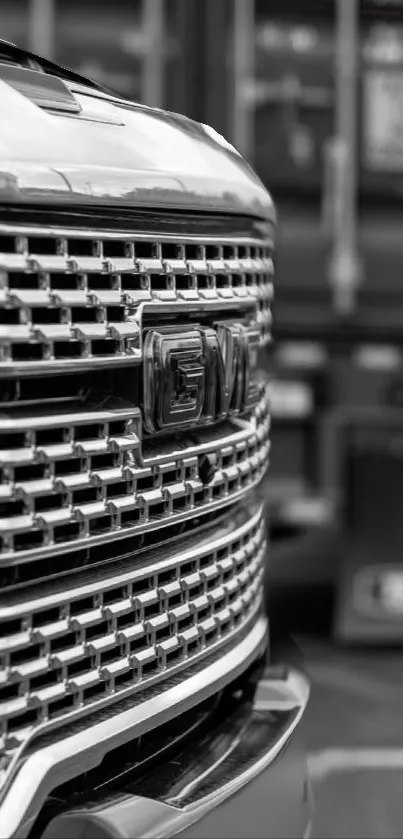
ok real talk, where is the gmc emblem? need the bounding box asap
[143,323,260,433]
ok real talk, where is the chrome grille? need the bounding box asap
[0,224,273,373]
[0,215,273,800]
[0,389,269,560]
[0,504,266,763]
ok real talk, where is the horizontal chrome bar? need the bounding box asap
[0,223,273,247]
[0,354,141,378]
[141,415,264,467]
[0,407,139,433]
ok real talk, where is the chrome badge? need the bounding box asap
[143,323,260,433]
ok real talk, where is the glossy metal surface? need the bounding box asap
[0,220,273,379]
[0,615,268,839]
[0,218,272,565]
[0,42,277,839]
[0,65,276,219]
[143,323,260,433]
[0,213,272,796]
[0,65,81,114]
[0,504,266,763]
[40,667,310,839]
[0,389,270,564]
[0,217,272,572]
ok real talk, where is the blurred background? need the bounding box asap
[4,1,403,835]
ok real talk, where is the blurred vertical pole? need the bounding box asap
[167,0,206,122]
[328,0,362,315]
[231,0,255,161]
[204,0,231,138]
[29,0,55,59]
[167,0,229,131]
[141,0,164,108]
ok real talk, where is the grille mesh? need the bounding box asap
[0,217,273,785]
[0,225,273,370]
[0,390,269,559]
[0,504,266,763]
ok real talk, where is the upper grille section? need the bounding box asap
[0,223,273,373]
[0,217,273,566]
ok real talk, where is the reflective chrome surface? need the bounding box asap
[0,221,273,375]
[0,615,268,838]
[0,206,273,837]
[0,70,276,219]
[0,392,269,563]
[143,322,261,433]
[0,47,277,834]
[0,504,266,759]
[40,667,310,839]
[0,220,273,563]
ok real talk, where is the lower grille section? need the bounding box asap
[0,502,266,769]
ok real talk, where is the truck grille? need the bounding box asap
[0,214,273,784]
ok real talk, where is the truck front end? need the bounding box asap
[0,40,311,839]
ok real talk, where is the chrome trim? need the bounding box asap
[0,224,273,247]
[1,470,269,563]
[0,389,269,566]
[0,505,266,804]
[0,407,138,433]
[0,212,274,837]
[0,222,273,377]
[2,506,264,620]
[0,354,142,378]
[0,616,268,839]
[40,667,309,839]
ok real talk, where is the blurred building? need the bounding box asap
[0,0,236,134]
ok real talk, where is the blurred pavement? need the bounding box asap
[298,639,403,838]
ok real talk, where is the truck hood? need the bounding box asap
[0,65,275,223]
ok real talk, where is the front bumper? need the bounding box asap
[42,664,311,839]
